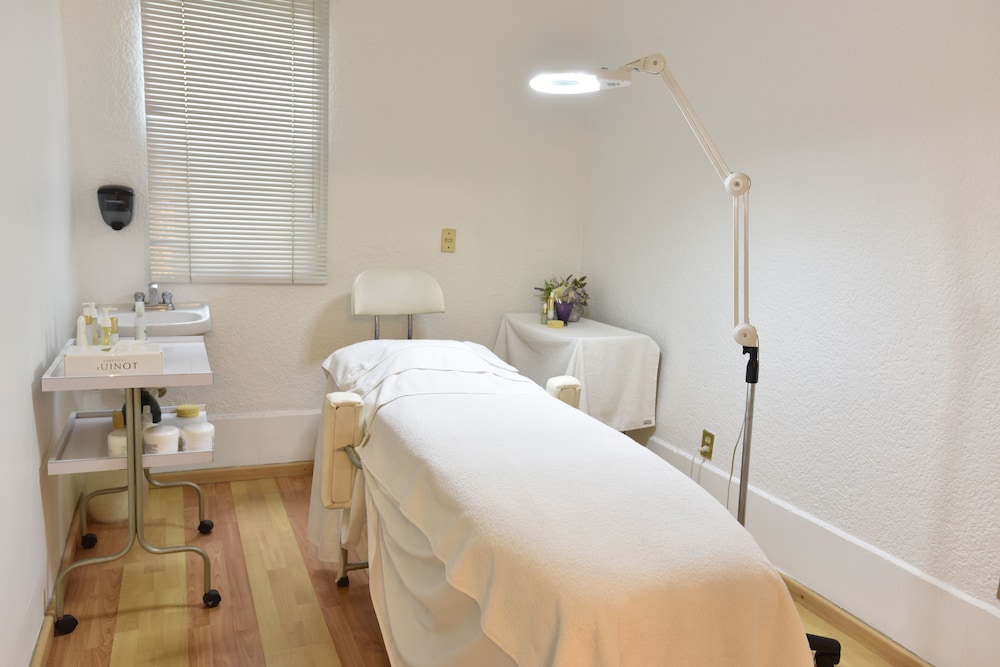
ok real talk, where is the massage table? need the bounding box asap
[307,269,814,666]
[308,340,812,666]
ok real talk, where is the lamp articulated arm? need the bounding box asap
[623,53,758,351]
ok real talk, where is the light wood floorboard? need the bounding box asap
[47,473,920,666]
[48,475,387,667]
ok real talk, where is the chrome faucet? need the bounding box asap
[134,283,175,310]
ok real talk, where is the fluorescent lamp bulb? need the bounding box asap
[529,69,631,94]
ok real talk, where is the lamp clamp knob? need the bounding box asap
[725,172,751,195]
[734,323,758,347]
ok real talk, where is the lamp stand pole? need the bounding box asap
[739,348,759,525]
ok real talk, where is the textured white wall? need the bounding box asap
[49,0,1000,662]
[59,0,594,416]
[578,0,1000,658]
[0,1,80,663]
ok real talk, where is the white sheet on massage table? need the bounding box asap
[307,341,524,564]
[326,341,811,666]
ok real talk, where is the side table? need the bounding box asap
[492,313,660,431]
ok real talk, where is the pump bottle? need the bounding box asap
[99,307,115,346]
[134,301,147,341]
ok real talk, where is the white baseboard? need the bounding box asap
[647,436,1000,667]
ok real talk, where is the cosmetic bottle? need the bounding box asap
[540,299,549,324]
[107,410,127,458]
[82,303,96,345]
[100,307,113,346]
[110,315,119,344]
[547,294,555,321]
[76,315,89,348]
[134,301,147,341]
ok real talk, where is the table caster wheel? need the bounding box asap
[81,533,98,549]
[336,576,350,588]
[198,519,214,535]
[55,614,78,635]
[203,589,222,608]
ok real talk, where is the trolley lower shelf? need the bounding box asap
[48,406,213,475]
[48,400,220,635]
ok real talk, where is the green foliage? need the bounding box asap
[535,274,589,306]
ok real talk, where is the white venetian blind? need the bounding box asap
[141,0,329,284]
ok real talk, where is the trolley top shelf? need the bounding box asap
[41,336,213,392]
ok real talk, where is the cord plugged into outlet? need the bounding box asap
[699,429,715,460]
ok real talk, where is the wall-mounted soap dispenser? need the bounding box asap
[97,185,134,230]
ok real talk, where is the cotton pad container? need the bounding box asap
[181,421,214,452]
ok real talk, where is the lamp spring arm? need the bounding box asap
[624,52,757,349]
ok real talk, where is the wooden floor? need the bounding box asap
[46,473,914,666]
[47,475,388,667]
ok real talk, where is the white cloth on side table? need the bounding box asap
[492,313,659,431]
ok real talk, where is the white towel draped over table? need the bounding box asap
[313,340,811,667]
[492,313,660,431]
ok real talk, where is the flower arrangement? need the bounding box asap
[535,274,589,306]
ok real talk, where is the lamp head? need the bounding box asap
[529,68,631,95]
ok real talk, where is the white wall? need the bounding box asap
[0,1,80,663]
[43,0,1000,664]
[58,0,596,457]
[577,0,1000,664]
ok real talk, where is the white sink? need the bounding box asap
[106,303,211,337]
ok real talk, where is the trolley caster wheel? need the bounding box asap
[81,533,98,549]
[203,589,222,608]
[336,576,350,588]
[55,614,79,635]
[197,519,214,535]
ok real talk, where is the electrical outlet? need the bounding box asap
[700,429,715,460]
[441,228,456,252]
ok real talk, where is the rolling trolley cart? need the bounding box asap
[42,336,221,635]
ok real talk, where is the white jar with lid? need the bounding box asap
[143,423,180,454]
[181,421,214,451]
[107,428,128,457]
[174,404,206,428]
[107,409,128,457]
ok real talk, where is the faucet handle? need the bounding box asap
[134,291,145,303]
[162,292,174,308]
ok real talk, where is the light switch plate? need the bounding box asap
[441,228,456,252]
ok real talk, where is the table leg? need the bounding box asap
[53,387,143,634]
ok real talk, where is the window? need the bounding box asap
[141,0,329,284]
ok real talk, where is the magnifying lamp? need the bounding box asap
[530,53,759,525]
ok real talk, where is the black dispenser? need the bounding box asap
[97,185,134,230]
